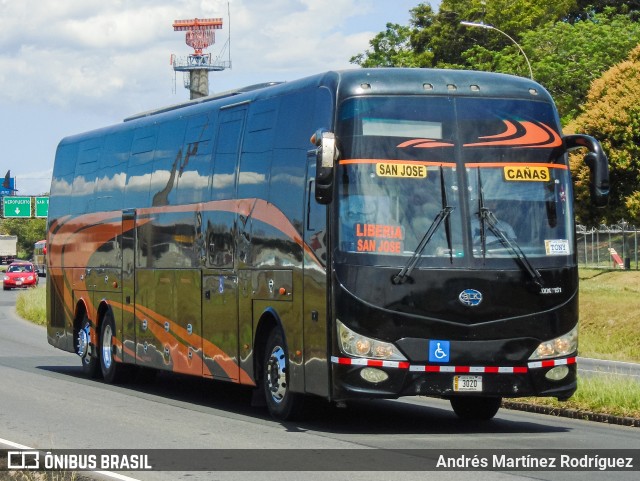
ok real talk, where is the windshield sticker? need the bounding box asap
[545,239,570,255]
[376,163,427,178]
[355,223,404,254]
[463,119,562,148]
[503,166,550,182]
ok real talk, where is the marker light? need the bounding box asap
[337,320,406,361]
[529,326,578,361]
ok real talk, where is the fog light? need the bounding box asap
[360,367,389,384]
[545,365,569,381]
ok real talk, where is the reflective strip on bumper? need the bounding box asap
[330,356,410,370]
[331,356,529,373]
[528,356,577,369]
[409,365,528,374]
[332,356,577,372]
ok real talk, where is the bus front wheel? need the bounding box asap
[262,328,305,420]
[450,396,501,421]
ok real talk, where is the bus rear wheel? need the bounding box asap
[100,312,129,384]
[262,328,305,421]
[450,396,501,421]
[77,314,100,379]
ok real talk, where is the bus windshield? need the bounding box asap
[336,96,574,270]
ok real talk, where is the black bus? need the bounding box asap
[46,69,608,420]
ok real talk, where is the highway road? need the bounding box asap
[1,282,639,481]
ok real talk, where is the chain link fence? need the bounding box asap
[576,223,639,269]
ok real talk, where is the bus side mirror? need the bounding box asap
[564,134,610,207]
[311,129,337,205]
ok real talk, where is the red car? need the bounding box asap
[3,261,39,290]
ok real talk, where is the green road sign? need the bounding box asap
[35,196,49,218]
[2,196,32,218]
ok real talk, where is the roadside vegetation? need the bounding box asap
[518,375,640,419]
[3,472,82,481]
[14,268,640,419]
[15,284,46,326]
[578,269,640,362]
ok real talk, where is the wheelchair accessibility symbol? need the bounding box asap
[429,340,450,363]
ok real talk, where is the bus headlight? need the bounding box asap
[337,320,406,361]
[529,326,578,360]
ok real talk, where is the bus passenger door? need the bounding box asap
[303,156,330,397]
[201,105,246,383]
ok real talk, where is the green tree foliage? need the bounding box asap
[350,23,432,67]
[569,0,640,21]
[567,45,640,225]
[0,218,46,260]
[498,12,640,122]
[353,1,577,69]
[351,2,640,121]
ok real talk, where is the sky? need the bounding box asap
[0,0,439,196]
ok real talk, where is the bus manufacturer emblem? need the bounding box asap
[459,289,483,307]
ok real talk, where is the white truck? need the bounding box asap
[0,235,17,264]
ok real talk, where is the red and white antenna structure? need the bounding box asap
[174,17,221,55]
[171,15,231,99]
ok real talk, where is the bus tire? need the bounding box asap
[450,396,501,421]
[99,311,128,384]
[82,353,101,379]
[78,314,101,379]
[262,328,305,421]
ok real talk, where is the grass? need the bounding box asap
[578,269,640,362]
[518,375,640,419]
[13,270,640,420]
[15,286,46,326]
[2,472,82,481]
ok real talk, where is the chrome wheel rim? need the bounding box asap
[266,345,287,404]
[102,323,113,370]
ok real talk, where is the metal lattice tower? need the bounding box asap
[171,17,231,99]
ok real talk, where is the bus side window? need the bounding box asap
[212,109,245,200]
[176,114,215,204]
[238,104,276,201]
[74,137,103,215]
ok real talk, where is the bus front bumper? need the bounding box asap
[330,356,577,401]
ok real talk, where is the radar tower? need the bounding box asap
[171,16,231,99]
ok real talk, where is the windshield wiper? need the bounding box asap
[393,166,453,285]
[476,168,544,288]
[477,168,487,259]
[440,165,454,264]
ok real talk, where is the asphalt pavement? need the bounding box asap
[578,357,640,381]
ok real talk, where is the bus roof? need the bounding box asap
[58,68,554,146]
[123,68,553,122]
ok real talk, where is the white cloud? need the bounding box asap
[0,0,418,195]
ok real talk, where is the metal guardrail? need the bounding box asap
[576,223,639,269]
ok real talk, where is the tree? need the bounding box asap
[350,23,431,67]
[499,12,640,122]
[351,2,640,121]
[353,1,577,69]
[568,1,640,21]
[0,218,46,259]
[567,45,640,225]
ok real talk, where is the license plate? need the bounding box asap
[15,281,22,286]
[453,375,483,392]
